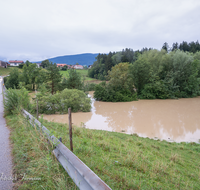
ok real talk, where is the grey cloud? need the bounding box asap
[0,0,200,61]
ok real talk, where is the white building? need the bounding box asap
[74,65,83,69]
[9,60,24,66]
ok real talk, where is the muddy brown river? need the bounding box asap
[43,91,200,143]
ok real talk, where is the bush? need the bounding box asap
[94,82,137,102]
[84,83,97,91]
[4,86,30,115]
[37,88,91,114]
[5,68,20,89]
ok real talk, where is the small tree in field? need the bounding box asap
[46,63,62,94]
[65,69,83,90]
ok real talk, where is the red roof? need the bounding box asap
[9,60,24,63]
[57,64,66,67]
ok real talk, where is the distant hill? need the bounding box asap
[37,53,99,66]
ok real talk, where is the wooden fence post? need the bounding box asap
[68,108,73,152]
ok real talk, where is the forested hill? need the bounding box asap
[39,53,99,66]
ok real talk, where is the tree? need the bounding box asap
[41,59,50,68]
[5,68,20,89]
[61,65,68,71]
[18,63,24,69]
[25,60,31,67]
[20,63,45,90]
[46,63,62,94]
[76,63,79,65]
[172,42,178,51]
[108,62,133,92]
[162,42,169,52]
[65,69,83,90]
[105,52,114,74]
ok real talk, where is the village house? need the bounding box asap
[9,60,24,66]
[57,63,66,67]
[36,63,41,68]
[0,60,8,68]
[56,64,75,69]
[74,65,83,69]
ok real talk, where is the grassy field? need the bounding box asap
[60,69,97,81]
[6,113,200,190]
[0,67,16,76]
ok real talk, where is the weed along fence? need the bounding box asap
[22,110,111,190]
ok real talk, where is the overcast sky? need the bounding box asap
[0,0,200,62]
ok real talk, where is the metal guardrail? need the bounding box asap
[2,78,112,189]
[22,110,112,190]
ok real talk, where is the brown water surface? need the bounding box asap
[43,91,200,143]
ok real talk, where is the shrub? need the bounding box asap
[84,83,97,91]
[94,82,137,102]
[4,85,30,115]
[37,88,91,114]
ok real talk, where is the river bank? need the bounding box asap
[6,113,200,189]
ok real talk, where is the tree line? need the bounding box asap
[4,60,89,94]
[162,40,200,53]
[94,49,200,101]
[89,41,200,81]
[88,48,152,80]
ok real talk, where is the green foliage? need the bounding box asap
[20,64,46,91]
[65,69,83,90]
[108,62,133,91]
[41,59,50,68]
[83,83,97,91]
[94,82,137,102]
[5,63,46,91]
[5,68,20,89]
[46,63,62,94]
[4,84,30,115]
[18,63,24,69]
[130,49,200,99]
[94,63,137,102]
[61,65,68,71]
[89,48,143,80]
[37,88,91,114]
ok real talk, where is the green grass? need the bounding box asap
[0,67,16,76]
[7,114,200,189]
[60,69,96,81]
[7,115,78,190]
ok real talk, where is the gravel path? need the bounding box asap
[0,80,13,190]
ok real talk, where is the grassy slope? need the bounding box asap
[7,115,78,190]
[6,114,200,190]
[0,67,15,76]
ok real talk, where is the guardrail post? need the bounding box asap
[36,99,38,120]
[68,107,73,152]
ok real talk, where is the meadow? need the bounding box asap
[60,69,97,81]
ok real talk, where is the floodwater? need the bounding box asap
[43,91,200,143]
